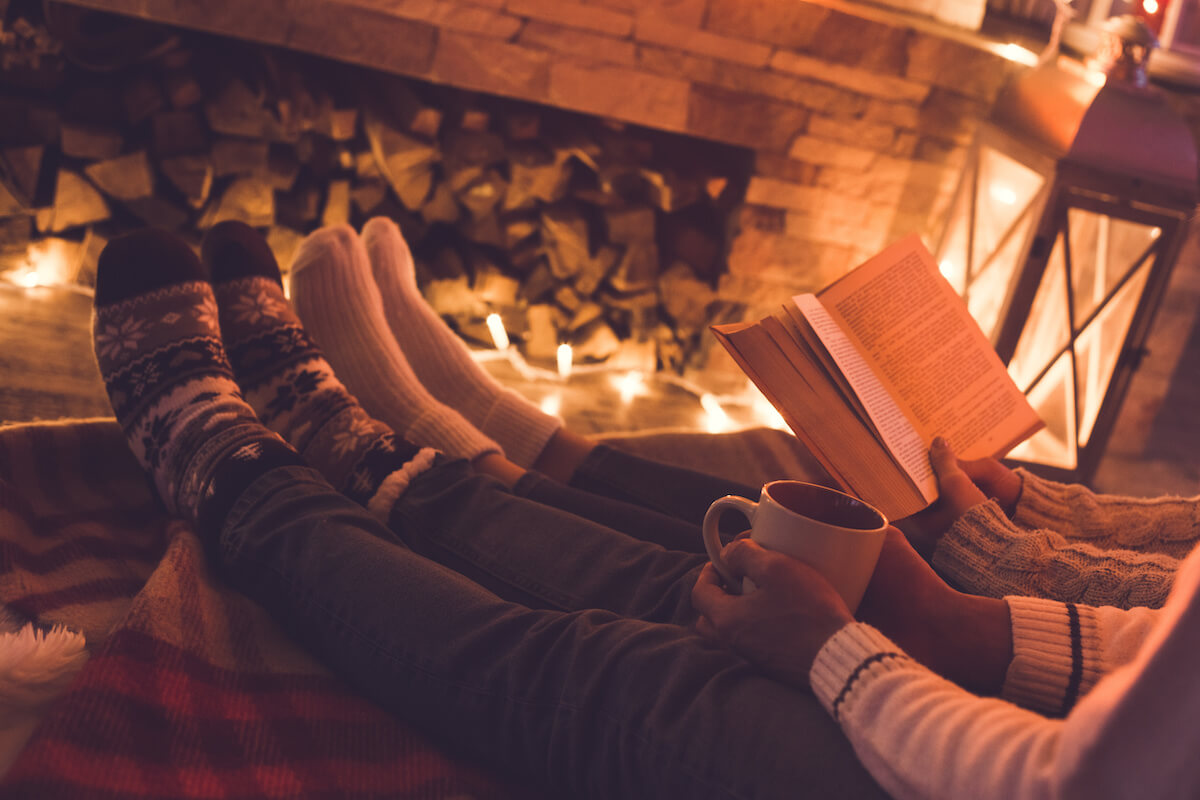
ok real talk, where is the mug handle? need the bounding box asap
[701,495,758,591]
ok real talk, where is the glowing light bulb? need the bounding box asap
[700,393,730,434]
[998,42,1037,67]
[1151,227,1162,240]
[556,343,573,378]
[1085,70,1107,88]
[1144,0,1159,14]
[613,371,647,404]
[539,392,562,417]
[486,313,510,350]
[990,184,1017,206]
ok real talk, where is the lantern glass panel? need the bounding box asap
[1008,233,1070,391]
[967,209,1036,338]
[972,146,1044,270]
[1068,209,1160,324]
[1009,351,1078,469]
[1075,258,1153,445]
[939,183,972,293]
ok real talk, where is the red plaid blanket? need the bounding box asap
[0,419,527,799]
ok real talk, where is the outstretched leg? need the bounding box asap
[203,221,708,610]
[93,228,883,800]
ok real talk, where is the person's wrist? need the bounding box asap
[935,593,1012,695]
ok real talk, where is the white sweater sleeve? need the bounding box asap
[810,546,1200,800]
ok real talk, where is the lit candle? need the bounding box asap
[556,343,573,378]
[486,313,510,350]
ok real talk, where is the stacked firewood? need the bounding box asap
[0,4,749,371]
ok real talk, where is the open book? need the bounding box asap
[711,234,1043,521]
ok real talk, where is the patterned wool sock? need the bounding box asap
[283,224,501,464]
[92,229,306,532]
[203,221,444,513]
[361,216,563,469]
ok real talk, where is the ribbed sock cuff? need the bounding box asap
[478,389,562,469]
[406,408,501,462]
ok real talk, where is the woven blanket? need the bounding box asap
[0,419,822,799]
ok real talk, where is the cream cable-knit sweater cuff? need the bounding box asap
[1002,596,1102,716]
[931,499,1016,597]
[810,623,911,720]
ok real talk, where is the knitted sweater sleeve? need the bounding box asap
[1013,469,1200,559]
[810,549,1200,800]
[1000,596,1159,716]
[932,500,1182,609]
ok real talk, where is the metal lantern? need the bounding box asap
[936,16,1198,481]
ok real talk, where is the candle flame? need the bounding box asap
[556,343,573,378]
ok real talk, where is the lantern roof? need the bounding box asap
[988,58,1198,197]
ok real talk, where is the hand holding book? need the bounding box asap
[711,235,1042,521]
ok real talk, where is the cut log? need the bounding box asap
[0,215,32,259]
[473,263,520,307]
[275,185,322,229]
[420,181,460,225]
[267,226,304,276]
[124,195,190,231]
[60,123,123,160]
[164,69,203,109]
[160,154,213,208]
[504,148,569,211]
[461,110,490,133]
[84,151,154,201]
[201,176,275,228]
[365,109,437,210]
[524,304,561,362]
[659,261,716,332]
[212,137,270,177]
[153,110,207,156]
[573,319,621,361]
[457,169,507,220]
[609,241,659,293]
[0,145,45,210]
[266,147,300,191]
[605,206,655,244]
[321,179,351,227]
[122,75,164,125]
[574,243,619,296]
[38,169,109,232]
[541,206,590,280]
[351,179,388,214]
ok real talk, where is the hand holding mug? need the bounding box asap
[701,480,888,612]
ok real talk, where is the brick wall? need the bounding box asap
[52,0,1025,379]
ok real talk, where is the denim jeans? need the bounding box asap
[568,443,760,535]
[216,462,885,800]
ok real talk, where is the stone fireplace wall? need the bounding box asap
[2,0,1050,385]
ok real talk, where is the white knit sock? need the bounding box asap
[288,224,501,462]
[361,216,563,468]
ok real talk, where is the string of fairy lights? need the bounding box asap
[1,250,788,435]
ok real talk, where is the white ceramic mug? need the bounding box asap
[701,480,888,612]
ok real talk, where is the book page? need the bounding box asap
[711,319,930,519]
[818,234,1042,461]
[793,294,936,501]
